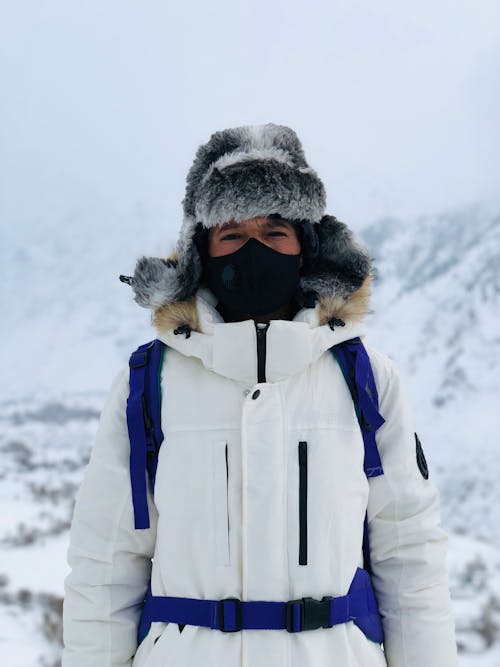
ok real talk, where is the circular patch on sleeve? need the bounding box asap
[415,432,429,479]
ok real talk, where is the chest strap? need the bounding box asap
[139,567,383,644]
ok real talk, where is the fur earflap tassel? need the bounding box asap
[128,255,182,309]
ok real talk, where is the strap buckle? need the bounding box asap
[129,341,156,368]
[285,596,333,632]
[129,350,148,368]
[218,597,242,632]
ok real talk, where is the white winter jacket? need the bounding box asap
[62,278,458,667]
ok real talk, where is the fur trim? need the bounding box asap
[300,215,372,300]
[130,255,181,309]
[317,273,372,327]
[152,295,201,334]
[192,156,326,229]
[182,124,326,224]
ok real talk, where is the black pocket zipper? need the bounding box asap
[298,441,308,565]
[225,442,230,537]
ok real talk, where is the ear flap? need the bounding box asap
[298,214,372,301]
[126,226,205,310]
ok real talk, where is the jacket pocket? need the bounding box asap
[212,440,230,565]
[298,441,308,565]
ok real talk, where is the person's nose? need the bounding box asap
[246,229,267,243]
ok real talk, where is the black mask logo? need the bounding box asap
[221,264,238,290]
[206,237,301,317]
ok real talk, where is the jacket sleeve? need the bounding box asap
[62,366,158,667]
[365,346,458,667]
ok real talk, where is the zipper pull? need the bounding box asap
[254,321,270,383]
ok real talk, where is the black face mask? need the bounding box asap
[206,237,301,317]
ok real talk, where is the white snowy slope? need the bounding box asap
[1,202,499,665]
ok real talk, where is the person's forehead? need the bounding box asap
[214,218,294,234]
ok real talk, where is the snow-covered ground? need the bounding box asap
[1,202,499,665]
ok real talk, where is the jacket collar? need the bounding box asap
[151,274,371,386]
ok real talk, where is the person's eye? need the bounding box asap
[268,231,286,236]
[221,233,242,240]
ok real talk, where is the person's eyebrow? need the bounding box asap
[216,221,240,235]
[265,219,290,230]
[215,218,291,236]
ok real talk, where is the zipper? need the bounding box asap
[225,442,230,538]
[298,441,308,565]
[255,321,270,383]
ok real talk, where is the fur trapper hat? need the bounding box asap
[121,123,372,310]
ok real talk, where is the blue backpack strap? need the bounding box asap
[330,336,386,574]
[126,339,166,529]
[330,337,385,477]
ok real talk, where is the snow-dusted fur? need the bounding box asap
[126,123,372,312]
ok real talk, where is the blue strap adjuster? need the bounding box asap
[129,351,147,368]
[129,341,155,368]
[218,597,242,632]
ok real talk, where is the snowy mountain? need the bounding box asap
[360,202,500,662]
[2,202,173,401]
[362,202,500,409]
[1,201,499,665]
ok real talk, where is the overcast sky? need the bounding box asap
[1,0,499,242]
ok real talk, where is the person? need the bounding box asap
[62,123,458,666]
